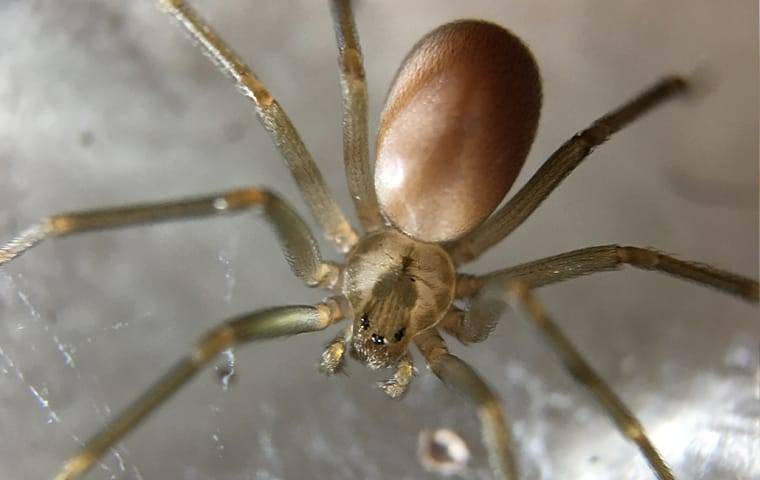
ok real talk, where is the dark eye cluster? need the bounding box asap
[359,314,407,345]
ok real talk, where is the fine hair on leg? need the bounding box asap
[0,187,341,289]
[456,244,758,303]
[158,0,358,251]
[415,328,518,480]
[55,299,344,480]
[329,0,384,231]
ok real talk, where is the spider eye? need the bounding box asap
[360,314,370,330]
[393,327,406,342]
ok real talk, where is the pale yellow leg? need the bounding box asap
[448,77,689,264]
[415,329,517,480]
[329,0,384,231]
[0,187,340,289]
[456,244,758,302]
[460,281,675,480]
[158,0,358,251]
[55,298,344,480]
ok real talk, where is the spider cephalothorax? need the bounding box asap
[343,230,455,369]
[1,1,755,479]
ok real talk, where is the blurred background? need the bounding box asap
[0,1,757,479]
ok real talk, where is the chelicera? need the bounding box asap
[0,1,756,479]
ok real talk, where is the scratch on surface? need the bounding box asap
[1,272,143,476]
[0,345,60,424]
[217,233,239,304]
[4,271,79,370]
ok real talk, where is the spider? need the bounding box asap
[0,1,757,479]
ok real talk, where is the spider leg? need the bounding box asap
[447,76,689,265]
[415,328,517,480]
[437,306,494,344]
[456,244,758,303]
[329,0,384,232]
[502,283,675,480]
[54,298,345,480]
[158,0,358,252]
[0,187,340,289]
[378,353,415,399]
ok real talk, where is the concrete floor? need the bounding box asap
[0,1,757,479]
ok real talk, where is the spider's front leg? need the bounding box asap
[55,297,345,480]
[448,247,757,479]
[415,328,517,480]
[458,280,675,480]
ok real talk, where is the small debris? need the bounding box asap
[79,131,95,147]
[418,428,470,476]
[214,348,237,389]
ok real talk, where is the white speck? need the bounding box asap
[218,348,236,390]
[112,449,126,472]
[132,466,145,480]
[0,346,61,424]
[29,384,60,423]
[383,155,407,189]
[217,234,238,303]
[213,198,229,210]
[724,344,754,369]
[53,335,76,368]
[418,428,471,475]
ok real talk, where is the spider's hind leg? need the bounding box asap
[439,305,502,345]
[329,0,384,232]
[447,76,689,265]
[457,244,758,303]
[159,0,358,251]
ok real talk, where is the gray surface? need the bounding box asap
[0,1,758,479]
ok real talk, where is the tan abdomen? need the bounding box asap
[375,20,542,243]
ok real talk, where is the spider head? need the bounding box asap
[349,295,414,369]
[342,230,456,370]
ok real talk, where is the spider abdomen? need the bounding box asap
[375,20,542,243]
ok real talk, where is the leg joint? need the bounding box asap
[222,187,270,210]
[617,245,661,269]
[193,325,236,364]
[575,120,614,150]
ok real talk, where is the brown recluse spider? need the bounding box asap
[0,1,757,479]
